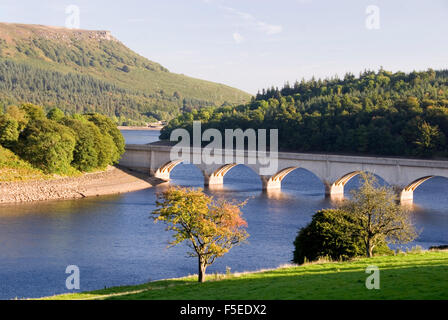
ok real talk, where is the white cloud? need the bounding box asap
[233,32,244,44]
[256,21,283,35]
[221,6,283,35]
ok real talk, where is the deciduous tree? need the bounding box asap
[152,187,249,282]
[342,172,418,257]
[47,107,65,122]
[17,118,76,174]
[0,114,19,147]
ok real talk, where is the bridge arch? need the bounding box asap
[205,164,262,189]
[327,171,362,199]
[327,171,391,201]
[262,166,326,193]
[399,176,443,204]
[153,160,183,180]
[205,164,239,186]
[152,160,205,182]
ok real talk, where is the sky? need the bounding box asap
[0,0,447,94]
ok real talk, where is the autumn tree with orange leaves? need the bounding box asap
[152,187,249,283]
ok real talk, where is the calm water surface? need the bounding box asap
[0,130,447,299]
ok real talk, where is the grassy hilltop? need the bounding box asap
[0,22,250,123]
[44,250,448,300]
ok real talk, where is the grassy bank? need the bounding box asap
[0,145,83,182]
[44,250,448,300]
[0,145,49,182]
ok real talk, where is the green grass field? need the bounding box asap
[44,250,448,300]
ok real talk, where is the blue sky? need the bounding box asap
[1,0,447,94]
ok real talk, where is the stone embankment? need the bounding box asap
[0,166,164,204]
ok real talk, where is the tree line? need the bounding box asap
[0,102,124,174]
[161,69,448,158]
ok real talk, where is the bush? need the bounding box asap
[60,118,101,171]
[0,114,19,146]
[94,129,116,169]
[0,145,47,181]
[17,118,76,174]
[19,103,46,121]
[429,245,448,250]
[1,104,124,174]
[47,107,65,121]
[293,209,392,264]
[6,105,28,131]
[85,113,125,164]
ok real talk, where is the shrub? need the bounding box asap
[0,145,47,181]
[94,130,116,168]
[121,65,130,73]
[47,107,65,121]
[0,114,19,146]
[60,118,100,171]
[293,209,392,264]
[6,105,28,131]
[85,113,125,164]
[17,118,76,174]
[429,245,448,250]
[19,103,46,121]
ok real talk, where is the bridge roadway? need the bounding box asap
[119,142,448,204]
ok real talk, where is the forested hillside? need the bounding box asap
[0,23,250,124]
[161,69,448,158]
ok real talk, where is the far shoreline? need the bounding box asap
[118,126,163,131]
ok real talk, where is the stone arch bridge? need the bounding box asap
[119,143,448,204]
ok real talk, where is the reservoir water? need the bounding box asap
[0,130,447,299]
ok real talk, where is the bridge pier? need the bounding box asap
[153,169,170,181]
[261,176,281,190]
[397,176,433,206]
[203,164,238,188]
[151,160,183,181]
[324,182,345,202]
[204,173,223,186]
[399,188,414,206]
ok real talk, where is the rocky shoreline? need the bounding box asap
[0,166,164,204]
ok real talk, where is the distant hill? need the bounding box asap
[0,22,251,123]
